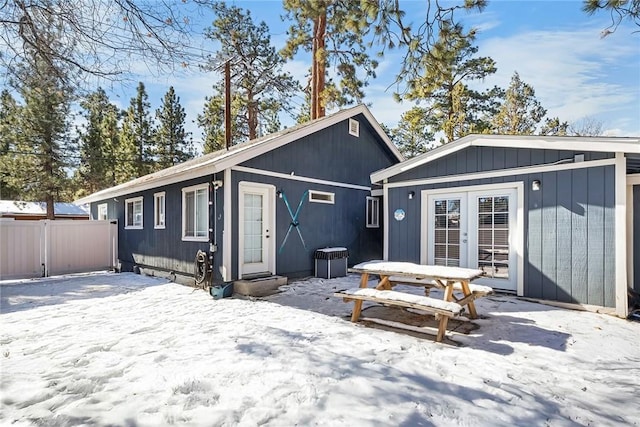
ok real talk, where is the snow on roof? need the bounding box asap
[0,200,90,216]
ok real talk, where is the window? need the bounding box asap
[366,196,379,228]
[348,118,360,137]
[97,203,108,220]
[182,184,208,241]
[125,197,143,229]
[154,192,165,229]
[309,190,335,204]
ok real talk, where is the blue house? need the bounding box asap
[75,105,403,286]
[371,134,640,317]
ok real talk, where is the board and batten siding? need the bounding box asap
[386,145,616,307]
[242,113,399,188]
[388,146,614,183]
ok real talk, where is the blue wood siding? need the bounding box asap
[231,176,386,278]
[90,174,224,282]
[242,113,398,187]
[386,146,617,307]
[89,114,397,283]
[389,147,614,183]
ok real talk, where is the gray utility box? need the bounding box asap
[314,247,349,279]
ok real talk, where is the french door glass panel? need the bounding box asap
[433,198,462,267]
[477,195,510,280]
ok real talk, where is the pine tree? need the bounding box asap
[199,3,299,149]
[154,86,194,170]
[390,107,435,159]
[404,24,501,143]
[14,52,74,216]
[0,90,22,200]
[281,0,378,119]
[75,88,121,196]
[491,72,547,135]
[117,82,154,182]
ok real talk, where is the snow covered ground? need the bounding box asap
[1,272,639,426]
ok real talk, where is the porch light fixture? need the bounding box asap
[532,180,541,191]
[408,191,415,200]
[277,190,283,199]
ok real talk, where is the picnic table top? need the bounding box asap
[350,260,484,282]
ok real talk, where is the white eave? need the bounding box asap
[371,134,640,183]
[75,105,404,205]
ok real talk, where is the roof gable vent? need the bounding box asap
[348,118,360,137]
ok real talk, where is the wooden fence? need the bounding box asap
[0,219,118,280]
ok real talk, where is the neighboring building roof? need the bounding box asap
[0,200,90,217]
[75,105,403,205]
[371,134,640,183]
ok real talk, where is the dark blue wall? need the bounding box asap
[243,113,398,186]
[230,171,382,279]
[234,114,396,278]
[89,114,398,283]
[386,145,616,307]
[90,174,225,283]
[389,146,613,183]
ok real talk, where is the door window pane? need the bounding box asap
[433,198,461,267]
[244,194,263,264]
[476,195,510,279]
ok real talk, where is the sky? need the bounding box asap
[101,0,640,152]
[1,270,639,425]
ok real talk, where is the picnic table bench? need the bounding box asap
[334,260,490,342]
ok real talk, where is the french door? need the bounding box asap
[426,187,518,291]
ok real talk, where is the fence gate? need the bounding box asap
[0,219,118,280]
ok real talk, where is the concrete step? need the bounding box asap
[234,275,288,297]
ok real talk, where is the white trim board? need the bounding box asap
[615,153,628,317]
[221,168,232,282]
[383,158,615,189]
[232,166,371,191]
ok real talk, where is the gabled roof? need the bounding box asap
[0,200,90,217]
[371,134,640,183]
[75,105,403,205]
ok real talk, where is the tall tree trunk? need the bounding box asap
[247,95,257,140]
[311,12,327,120]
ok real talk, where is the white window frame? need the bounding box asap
[154,192,166,229]
[125,196,143,229]
[309,190,335,204]
[97,203,108,220]
[348,118,360,137]
[366,196,379,228]
[182,184,209,242]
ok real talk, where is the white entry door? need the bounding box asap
[239,183,275,277]
[425,187,519,292]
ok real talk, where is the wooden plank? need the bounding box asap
[334,291,462,317]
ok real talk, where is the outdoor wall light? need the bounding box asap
[277,190,283,198]
[408,191,415,200]
[532,180,541,191]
